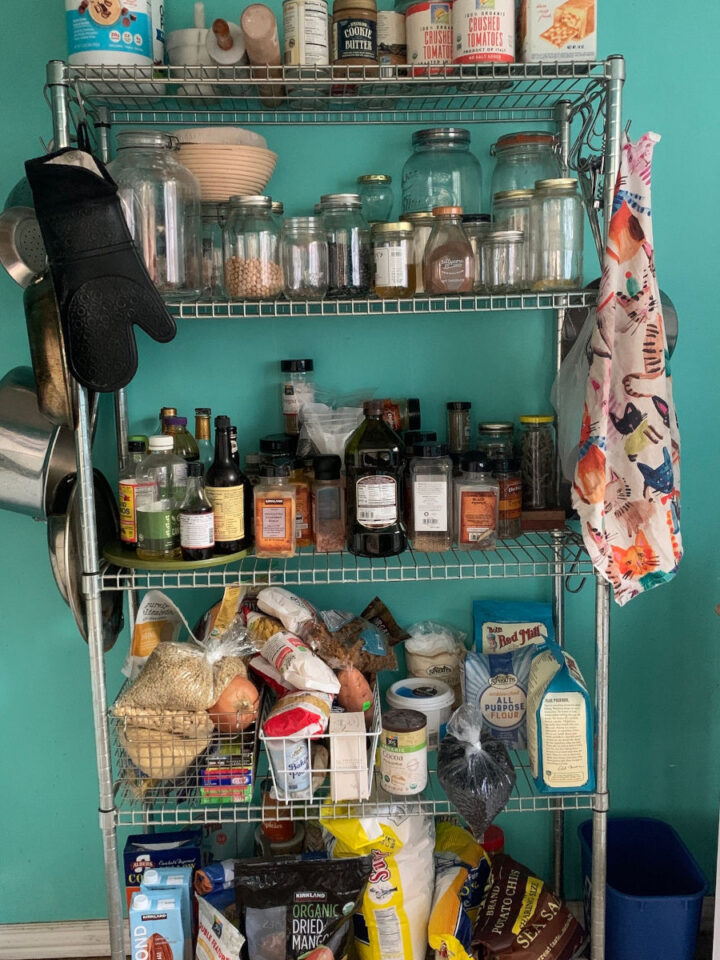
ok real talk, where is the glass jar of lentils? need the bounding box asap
[223,195,283,300]
[320,193,371,299]
[519,415,555,510]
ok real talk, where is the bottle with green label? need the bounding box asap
[135,435,187,560]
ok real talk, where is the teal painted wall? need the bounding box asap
[1,0,718,925]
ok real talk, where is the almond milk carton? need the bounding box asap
[141,867,193,960]
[517,0,597,62]
[130,890,184,960]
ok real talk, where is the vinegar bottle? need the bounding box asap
[180,461,215,561]
[205,415,252,554]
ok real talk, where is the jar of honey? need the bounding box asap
[371,222,416,298]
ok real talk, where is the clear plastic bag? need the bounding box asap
[437,705,516,839]
[551,306,595,483]
[297,403,365,458]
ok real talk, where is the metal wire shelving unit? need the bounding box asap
[44,55,624,960]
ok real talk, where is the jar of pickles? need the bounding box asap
[404,211,434,293]
[462,213,491,292]
[358,174,394,223]
[321,193,371,299]
[530,178,584,291]
[481,230,524,293]
[371,222,416,298]
[223,195,283,300]
[489,131,560,196]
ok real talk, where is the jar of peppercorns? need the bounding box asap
[223,195,283,300]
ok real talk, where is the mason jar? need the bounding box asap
[371,221,416,298]
[281,217,329,300]
[492,190,533,288]
[402,127,483,215]
[404,210,434,293]
[489,131,560,196]
[223,195,283,300]
[110,130,202,297]
[462,213,491,292]
[357,174,394,223]
[530,178,584,291]
[320,193,371,299]
[519,415,555,509]
[477,422,515,459]
[481,230,525,293]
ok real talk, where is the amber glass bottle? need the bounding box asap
[205,415,252,554]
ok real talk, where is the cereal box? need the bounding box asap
[517,0,597,62]
[124,830,202,909]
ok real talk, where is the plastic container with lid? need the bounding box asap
[530,178,584,291]
[109,131,202,297]
[481,230,525,293]
[402,128,483,215]
[454,452,499,550]
[280,359,314,436]
[403,211,434,293]
[312,454,346,552]
[408,443,453,553]
[281,217,329,301]
[387,677,454,750]
[380,708,428,795]
[424,206,474,295]
[447,402,472,455]
[519,415,555,510]
[332,0,378,64]
[477,422,514,459]
[254,463,296,558]
[494,457,522,539]
[357,174,394,223]
[490,131,560,197]
[321,193,372,299]
[462,213,491,292]
[371,222,416,298]
[66,0,155,66]
[223,195,283,300]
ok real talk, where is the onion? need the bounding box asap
[208,675,260,732]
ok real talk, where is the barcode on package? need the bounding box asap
[375,906,403,959]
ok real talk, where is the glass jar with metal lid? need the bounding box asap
[402,127,483,215]
[477,422,514,459]
[358,174,393,223]
[271,200,284,223]
[110,130,202,297]
[489,131,560,196]
[481,230,524,293]
[200,202,224,298]
[530,178,584,291]
[320,193,371,298]
[462,213,491,292]
[403,211,434,293]
[371,222,415,298]
[223,195,283,300]
[492,190,533,288]
[519,415,555,510]
[281,217,329,300]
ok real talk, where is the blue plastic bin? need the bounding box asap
[579,817,706,960]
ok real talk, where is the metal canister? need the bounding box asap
[283,0,330,65]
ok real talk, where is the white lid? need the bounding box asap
[149,435,174,451]
[143,869,160,884]
[131,893,151,910]
[387,677,455,709]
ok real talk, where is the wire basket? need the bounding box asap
[259,682,382,804]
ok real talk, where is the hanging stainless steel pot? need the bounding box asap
[24,271,76,428]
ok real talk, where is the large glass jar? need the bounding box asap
[371,222,416,298]
[492,190,533,288]
[404,211,434,293]
[281,217,328,300]
[321,193,371,299]
[223,195,283,300]
[358,174,394,223]
[519,415,555,510]
[402,128,483,215]
[110,131,202,297]
[200,202,224,298]
[530,178,584,291]
[462,213,491,292]
[489,131,560,196]
[481,230,524,293]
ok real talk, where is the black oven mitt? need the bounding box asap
[25,148,176,392]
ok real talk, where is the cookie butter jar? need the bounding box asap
[332,0,378,64]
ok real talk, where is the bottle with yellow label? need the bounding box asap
[205,415,252,554]
[118,436,151,550]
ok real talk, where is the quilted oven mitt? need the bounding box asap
[25,148,176,392]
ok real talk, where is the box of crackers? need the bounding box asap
[517,0,597,62]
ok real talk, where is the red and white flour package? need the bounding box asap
[263,690,334,739]
[260,630,341,695]
[249,655,297,697]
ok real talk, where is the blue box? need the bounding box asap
[579,817,706,960]
[124,830,202,909]
[141,866,193,960]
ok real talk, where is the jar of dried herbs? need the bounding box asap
[493,457,522,539]
[519,415,555,510]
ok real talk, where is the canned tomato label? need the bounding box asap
[378,11,407,64]
[283,0,330,65]
[452,0,515,63]
[406,0,453,69]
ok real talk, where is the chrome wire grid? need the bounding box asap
[67,62,610,125]
[101,530,592,591]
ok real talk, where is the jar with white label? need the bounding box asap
[408,443,452,552]
[396,0,452,74]
[280,358,314,436]
[380,708,428,795]
[452,0,515,64]
[453,452,499,550]
[371,222,416,298]
[66,0,155,66]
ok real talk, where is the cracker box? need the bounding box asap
[124,830,202,909]
[518,0,597,62]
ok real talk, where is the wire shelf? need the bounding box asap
[66,61,612,125]
[168,290,596,319]
[101,530,592,591]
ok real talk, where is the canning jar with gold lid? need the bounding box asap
[371,221,415,298]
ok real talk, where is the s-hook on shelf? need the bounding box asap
[45,55,623,960]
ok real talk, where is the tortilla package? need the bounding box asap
[472,854,586,960]
[234,856,371,960]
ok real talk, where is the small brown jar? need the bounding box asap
[332,0,377,64]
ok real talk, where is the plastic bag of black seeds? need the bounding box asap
[437,705,516,839]
[234,856,371,960]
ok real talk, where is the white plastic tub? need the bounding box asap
[386,677,454,750]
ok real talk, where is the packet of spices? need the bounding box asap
[361,597,410,646]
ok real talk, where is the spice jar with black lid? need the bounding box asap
[408,442,453,552]
[493,457,522,539]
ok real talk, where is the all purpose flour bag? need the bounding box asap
[464,645,535,749]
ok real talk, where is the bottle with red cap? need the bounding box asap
[482,825,505,856]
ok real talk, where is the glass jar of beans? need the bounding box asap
[223,195,284,300]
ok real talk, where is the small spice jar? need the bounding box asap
[321,193,372,299]
[454,452,499,551]
[481,230,524,293]
[332,0,378,64]
[371,222,416,298]
[312,454,346,553]
[519,415,555,510]
[408,442,453,552]
[447,401,472,455]
[260,433,298,468]
[223,194,283,300]
[403,211,434,293]
[281,217,329,300]
[493,457,522,539]
[280,359,314,436]
[358,174,394,223]
[492,189,533,288]
[380,708,428,796]
[530,178,584,291]
[254,464,297,558]
[424,206,474,295]
[289,459,314,548]
[477,421,515,460]
[462,213,491,292]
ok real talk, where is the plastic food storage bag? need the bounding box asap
[437,705,516,839]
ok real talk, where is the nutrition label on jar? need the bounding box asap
[356,476,397,527]
[375,246,409,288]
[413,480,448,531]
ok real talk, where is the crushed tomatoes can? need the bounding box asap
[452,0,515,64]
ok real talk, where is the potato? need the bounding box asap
[337,668,374,727]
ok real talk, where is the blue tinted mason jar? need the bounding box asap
[401,127,483,215]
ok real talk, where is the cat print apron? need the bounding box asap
[572,132,682,605]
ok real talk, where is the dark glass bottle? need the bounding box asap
[205,415,252,554]
[229,424,240,467]
[345,400,407,558]
[180,461,215,561]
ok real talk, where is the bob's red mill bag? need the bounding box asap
[472,855,586,960]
